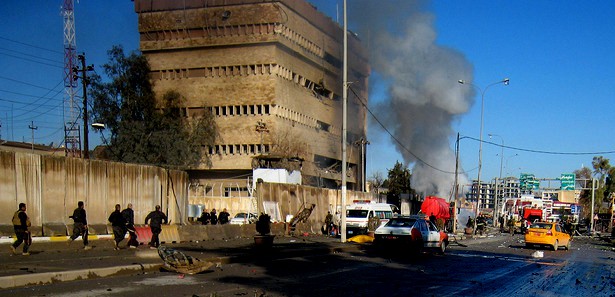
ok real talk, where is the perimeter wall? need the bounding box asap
[0,151,188,236]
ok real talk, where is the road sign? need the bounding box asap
[520,173,539,191]
[560,173,575,190]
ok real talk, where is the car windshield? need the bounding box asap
[347,210,369,218]
[530,223,552,230]
[234,213,247,219]
[385,218,416,227]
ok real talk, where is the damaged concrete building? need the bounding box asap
[133,0,370,199]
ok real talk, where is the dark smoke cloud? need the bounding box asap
[349,0,474,198]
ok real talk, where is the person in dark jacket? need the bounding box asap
[11,203,31,256]
[197,208,210,225]
[68,201,91,250]
[121,203,138,248]
[218,208,230,225]
[210,209,218,225]
[145,205,167,249]
[108,204,126,250]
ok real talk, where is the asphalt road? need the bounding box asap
[1,234,614,297]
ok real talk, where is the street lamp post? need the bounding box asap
[489,133,504,225]
[453,133,472,233]
[505,154,519,176]
[458,78,509,228]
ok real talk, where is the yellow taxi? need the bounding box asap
[524,222,571,251]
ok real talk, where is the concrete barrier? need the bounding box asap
[134,225,181,245]
[135,226,152,245]
[159,224,180,244]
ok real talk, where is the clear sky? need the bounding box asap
[1,1,614,191]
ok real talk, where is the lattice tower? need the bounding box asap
[62,0,80,157]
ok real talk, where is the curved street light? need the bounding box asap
[505,153,520,176]
[458,78,509,228]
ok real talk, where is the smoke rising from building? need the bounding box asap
[350,0,474,198]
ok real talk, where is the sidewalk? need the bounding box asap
[0,234,355,289]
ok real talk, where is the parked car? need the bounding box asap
[373,215,449,254]
[229,212,257,225]
[524,222,571,251]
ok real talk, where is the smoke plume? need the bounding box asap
[350,0,474,198]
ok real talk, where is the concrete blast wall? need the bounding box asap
[0,151,188,236]
[0,150,375,238]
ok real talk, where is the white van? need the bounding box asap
[345,203,399,236]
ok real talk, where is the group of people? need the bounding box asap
[324,211,341,236]
[10,201,169,256]
[107,203,140,250]
[197,208,230,225]
[105,202,169,250]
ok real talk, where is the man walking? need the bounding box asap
[11,203,32,256]
[108,204,126,250]
[144,205,167,249]
[68,201,92,250]
[122,203,139,248]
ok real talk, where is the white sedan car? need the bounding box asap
[373,215,449,254]
[229,213,257,225]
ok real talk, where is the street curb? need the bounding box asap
[0,235,113,244]
[0,263,161,289]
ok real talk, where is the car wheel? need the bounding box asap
[525,243,533,249]
[552,240,559,251]
[564,240,571,250]
[438,241,447,254]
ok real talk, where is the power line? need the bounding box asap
[0,88,64,103]
[464,135,615,156]
[0,36,63,55]
[348,86,456,174]
[347,86,615,177]
[0,50,64,69]
[0,75,61,92]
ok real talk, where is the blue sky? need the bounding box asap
[1,1,614,187]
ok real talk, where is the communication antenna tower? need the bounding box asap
[62,0,81,157]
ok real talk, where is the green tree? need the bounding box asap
[592,156,610,181]
[591,156,611,206]
[386,161,413,207]
[575,166,593,217]
[89,45,217,169]
[602,167,615,204]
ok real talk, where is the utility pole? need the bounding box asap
[355,138,370,192]
[341,0,348,243]
[28,121,37,153]
[590,178,596,235]
[608,193,614,235]
[453,133,460,233]
[73,53,94,159]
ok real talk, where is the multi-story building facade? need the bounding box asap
[467,180,496,211]
[468,177,521,212]
[133,0,369,195]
